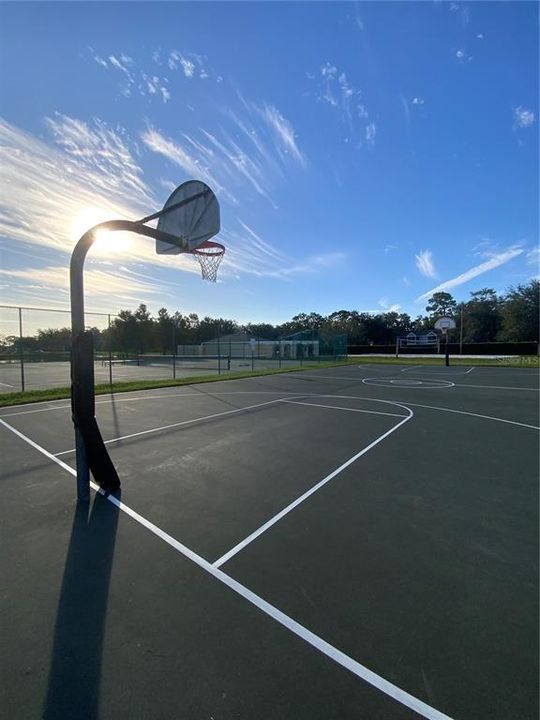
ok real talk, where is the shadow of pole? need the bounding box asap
[110,394,121,445]
[43,491,120,720]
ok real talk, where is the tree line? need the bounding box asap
[1,280,537,355]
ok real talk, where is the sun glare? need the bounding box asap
[70,206,133,255]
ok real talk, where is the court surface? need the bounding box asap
[1,363,538,719]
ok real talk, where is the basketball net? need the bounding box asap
[189,240,225,282]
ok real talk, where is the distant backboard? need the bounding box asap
[434,317,456,332]
[156,180,220,254]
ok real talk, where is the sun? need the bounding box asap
[70,206,133,255]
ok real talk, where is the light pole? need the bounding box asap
[459,305,464,355]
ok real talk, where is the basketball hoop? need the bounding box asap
[189,239,225,282]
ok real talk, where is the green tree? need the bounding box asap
[425,292,457,320]
[109,310,138,354]
[133,303,153,353]
[37,327,72,351]
[156,307,174,354]
[462,288,501,342]
[243,323,279,340]
[498,280,540,342]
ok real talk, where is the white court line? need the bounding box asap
[454,382,539,392]
[54,396,301,456]
[0,418,78,475]
[0,381,15,388]
[213,406,413,569]
[0,415,450,720]
[285,374,539,392]
[464,367,475,374]
[281,399,407,418]
[0,390,300,418]
[402,401,539,431]
[400,365,423,373]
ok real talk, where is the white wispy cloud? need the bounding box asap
[201,128,276,206]
[0,265,166,305]
[526,246,539,267]
[140,126,237,204]
[415,247,524,301]
[378,297,401,312]
[384,244,398,254]
[365,122,376,145]
[0,116,216,290]
[142,91,307,211]
[180,57,195,78]
[167,50,209,80]
[412,97,424,105]
[402,276,411,286]
[260,104,306,167]
[415,250,437,278]
[399,94,410,126]
[513,106,535,128]
[0,116,154,255]
[89,49,108,69]
[354,3,364,31]
[219,224,346,280]
[449,2,470,26]
[0,115,330,293]
[89,48,172,102]
[310,62,373,145]
[45,114,153,206]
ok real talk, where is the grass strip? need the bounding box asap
[1,355,537,408]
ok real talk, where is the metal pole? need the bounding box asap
[70,219,135,501]
[172,320,176,380]
[460,306,464,355]
[445,331,450,367]
[18,307,25,393]
[108,314,113,390]
[217,324,221,375]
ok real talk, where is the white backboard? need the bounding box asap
[156,180,220,254]
[434,317,457,331]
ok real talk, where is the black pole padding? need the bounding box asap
[72,331,120,492]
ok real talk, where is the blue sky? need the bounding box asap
[0,1,538,331]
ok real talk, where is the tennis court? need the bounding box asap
[1,363,538,719]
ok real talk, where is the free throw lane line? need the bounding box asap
[54,396,298,456]
[213,406,413,568]
[280,399,408,418]
[0,416,452,720]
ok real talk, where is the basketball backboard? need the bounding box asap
[156,180,220,254]
[434,317,456,332]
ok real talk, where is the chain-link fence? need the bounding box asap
[0,306,348,395]
[0,305,112,393]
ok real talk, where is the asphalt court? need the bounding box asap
[1,363,538,719]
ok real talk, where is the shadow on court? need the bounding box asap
[43,491,120,720]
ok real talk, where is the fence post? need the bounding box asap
[18,307,25,392]
[108,314,113,390]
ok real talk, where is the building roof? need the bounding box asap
[203,332,271,344]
